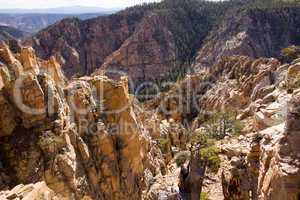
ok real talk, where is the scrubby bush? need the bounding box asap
[293,77,300,89]
[197,109,244,140]
[190,129,210,147]
[200,192,209,200]
[281,45,300,63]
[190,130,221,173]
[157,138,170,154]
[199,145,221,173]
[174,151,190,167]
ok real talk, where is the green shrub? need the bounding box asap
[290,76,300,90]
[174,151,190,167]
[200,192,209,200]
[199,145,221,173]
[281,45,300,63]
[190,130,221,173]
[157,138,170,154]
[190,129,210,146]
[197,109,244,140]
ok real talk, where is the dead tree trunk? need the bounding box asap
[179,149,208,200]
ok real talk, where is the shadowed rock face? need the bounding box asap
[25,1,300,84]
[25,14,143,77]
[194,6,300,70]
[0,25,29,41]
[93,13,177,85]
[24,0,233,83]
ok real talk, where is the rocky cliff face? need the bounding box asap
[25,0,233,83]
[194,5,300,70]
[0,40,300,199]
[143,52,300,199]
[25,1,300,85]
[198,56,300,200]
[1,1,300,200]
[26,13,146,78]
[93,13,176,84]
[0,43,165,200]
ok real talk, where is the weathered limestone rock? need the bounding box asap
[287,63,300,81]
[14,73,47,128]
[143,163,180,200]
[0,182,63,200]
[258,91,300,200]
[0,42,23,79]
[0,44,165,200]
[221,156,250,200]
[19,47,39,74]
[1,27,299,200]
[40,56,66,86]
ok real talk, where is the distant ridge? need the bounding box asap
[0,25,29,41]
[0,13,105,33]
[0,6,120,14]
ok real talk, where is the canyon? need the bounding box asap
[0,0,300,200]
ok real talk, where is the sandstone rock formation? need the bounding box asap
[0,182,64,200]
[1,2,300,198]
[144,53,300,200]
[0,43,165,200]
[197,56,300,200]
[1,40,300,200]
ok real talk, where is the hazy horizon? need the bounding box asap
[0,0,162,9]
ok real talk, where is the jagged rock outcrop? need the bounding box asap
[144,53,300,200]
[146,55,283,125]
[207,56,300,200]
[221,99,300,200]
[1,2,300,199]
[0,43,165,200]
[145,74,205,123]
[257,90,300,200]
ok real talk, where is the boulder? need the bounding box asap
[0,182,63,200]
